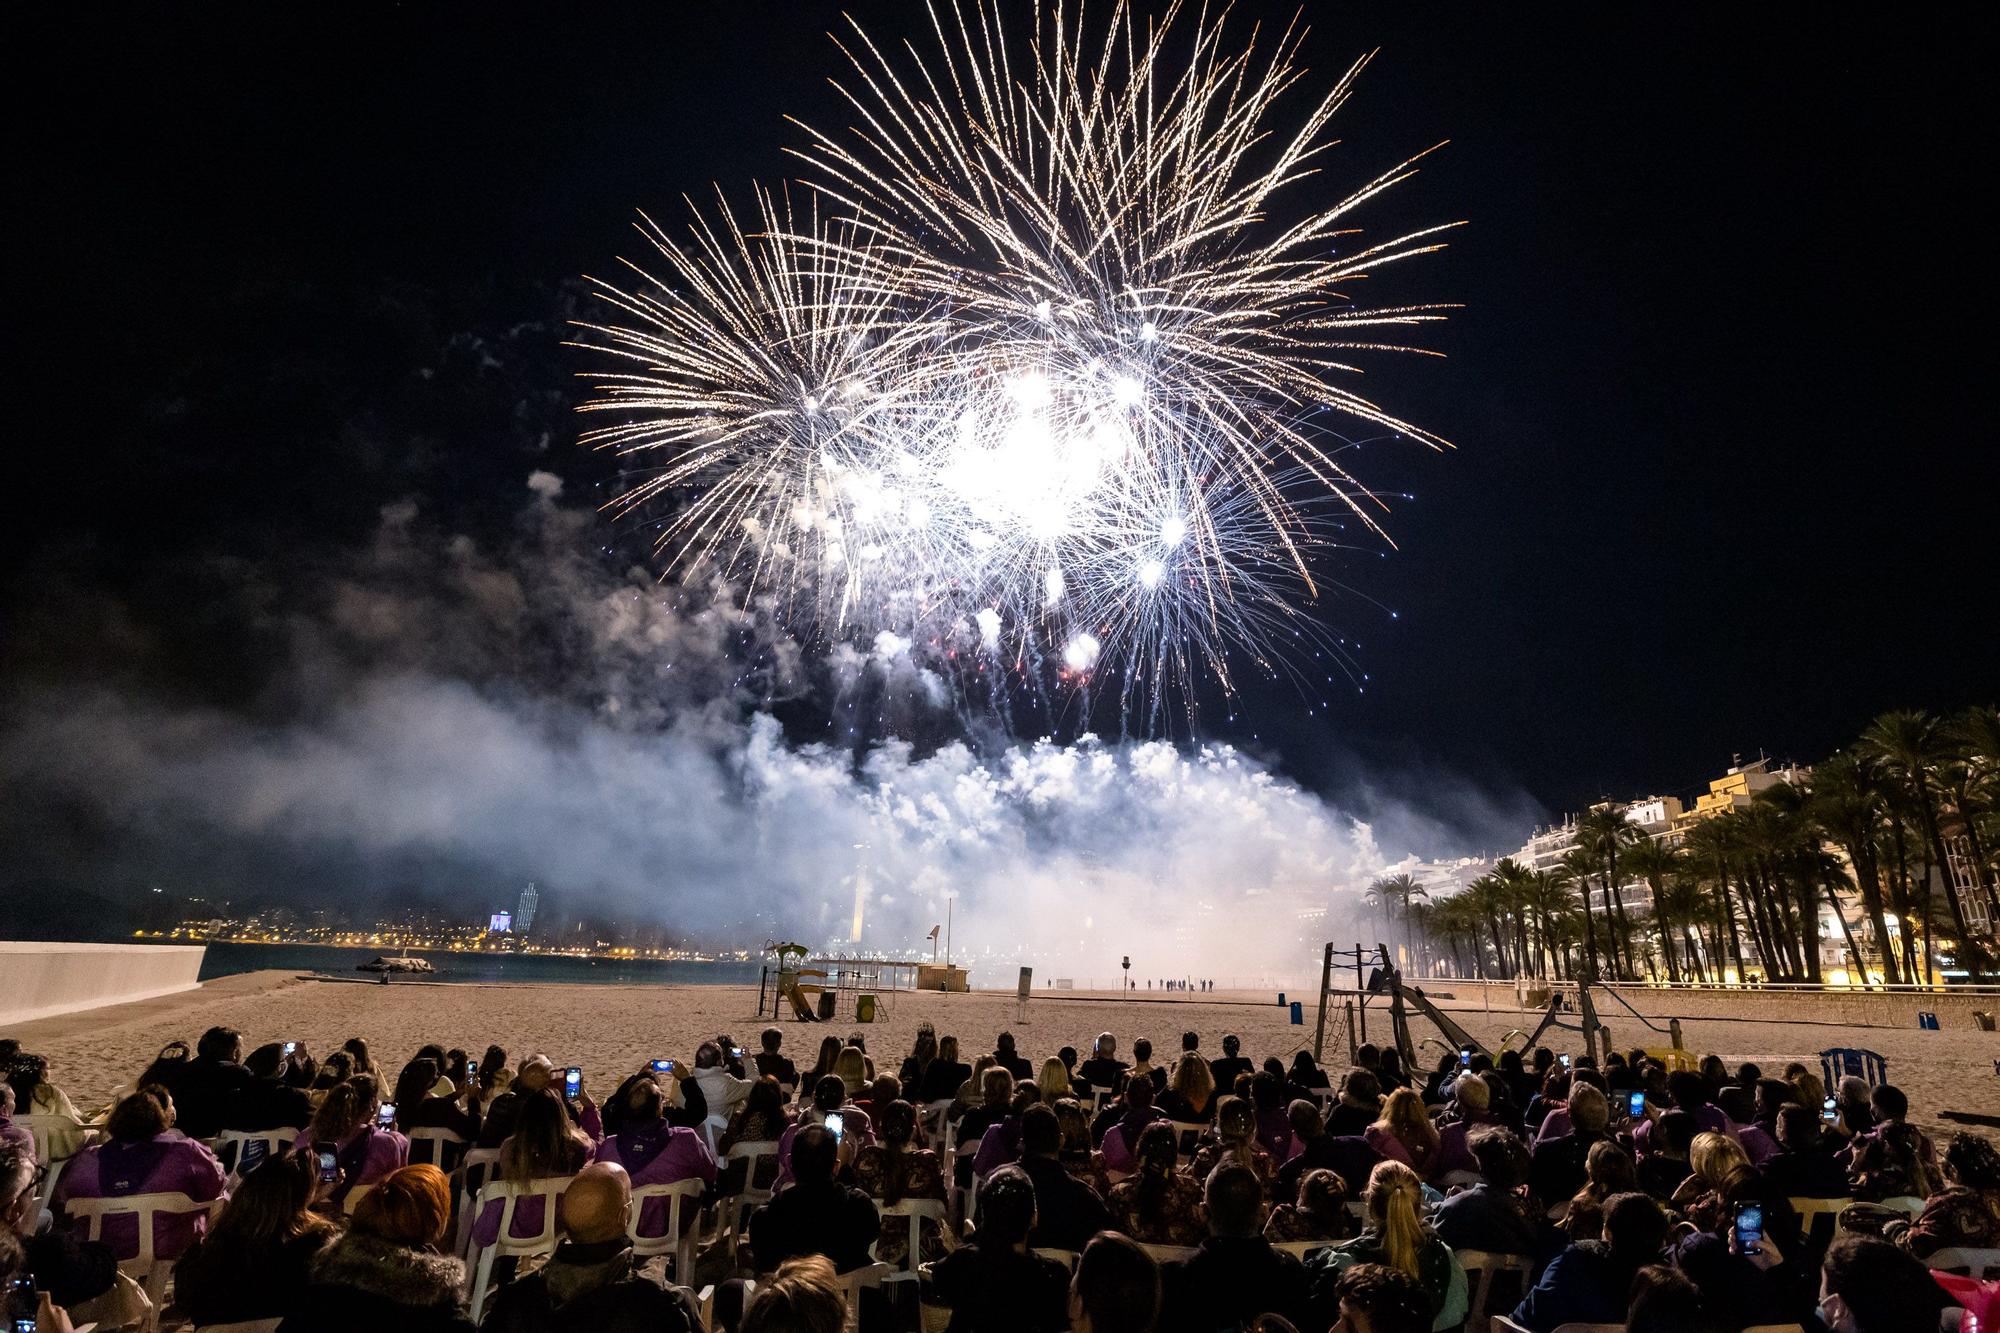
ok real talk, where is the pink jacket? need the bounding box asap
[595,1121,716,1237]
[54,1132,227,1262]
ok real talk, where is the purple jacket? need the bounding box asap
[773,1105,873,1192]
[596,1120,716,1237]
[972,1120,1024,1178]
[54,1132,227,1262]
[0,1116,32,1161]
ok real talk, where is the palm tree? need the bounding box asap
[1364,873,1430,971]
[1466,873,1515,979]
[1657,870,1713,981]
[1681,817,1750,982]
[1810,751,1903,984]
[1863,710,1986,977]
[1621,835,1683,981]
[1944,705,2000,925]
[1577,805,1643,979]
[1557,844,1604,981]
[1519,869,1578,979]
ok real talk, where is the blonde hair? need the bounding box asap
[1567,1082,1610,1134]
[1372,1087,1439,1161]
[1690,1130,1753,1190]
[1037,1057,1072,1103]
[1170,1055,1214,1110]
[1790,1069,1827,1110]
[1363,1159,1429,1279]
[833,1047,870,1097]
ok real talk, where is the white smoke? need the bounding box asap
[0,477,1536,981]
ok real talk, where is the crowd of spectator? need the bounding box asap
[2,1024,1994,1333]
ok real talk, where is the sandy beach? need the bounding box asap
[8,970,1998,1149]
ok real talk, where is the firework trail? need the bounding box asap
[575,0,1458,730]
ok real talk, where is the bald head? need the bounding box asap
[560,1162,632,1244]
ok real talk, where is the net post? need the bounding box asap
[1313,942,1334,1063]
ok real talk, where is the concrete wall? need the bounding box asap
[0,942,207,1027]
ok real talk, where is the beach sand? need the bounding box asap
[9,970,1997,1148]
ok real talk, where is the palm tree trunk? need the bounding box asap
[1914,783,1980,977]
[1847,831,1900,985]
[1715,865,1747,983]
[1825,873,1867,986]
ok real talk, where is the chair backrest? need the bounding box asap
[1168,1121,1208,1165]
[65,1191,218,1276]
[920,1099,954,1145]
[215,1128,297,1181]
[722,1139,783,1197]
[405,1126,467,1170]
[1270,1240,1335,1261]
[1880,1195,1928,1218]
[628,1178,706,1254]
[17,1113,86,1165]
[193,1319,285,1333]
[1455,1250,1534,1324]
[1137,1242,1197,1263]
[458,1146,503,1200]
[1788,1195,1852,1252]
[1739,1325,1805,1333]
[1031,1247,1080,1271]
[1819,1048,1888,1091]
[1925,1246,2000,1279]
[839,1262,894,1333]
[873,1198,949,1278]
[479,1174,575,1258]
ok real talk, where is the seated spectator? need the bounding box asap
[173,1150,337,1326]
[308,1050,354,1105]
[741,1255,845,1333]
[1190,1096,1277,1192]
[692,1041,755,1128]
[992,1032,1033,1082]
[753,1027,798,1088]
[3,1048,84,1133]
[471,1087,594,1250]
[1365,1087,1443,1179]
[1532,1066,1607,1144]
[1425,1077,1485,1179]
[854,1073,903,1126]
[1432,1127,1554,1262]
[1070,1232,1160,1333]
[1036,1057,1074,1105]
[53,1086,226,1265]
[1508,1191,1669,1333]
[1106,1122,1207,1246]
[1250,1071,1295,1162]
[1130,1039,1168,1097]
[1076,1033,1129,1099]
[803,1036,843,1091]
[1098,1075,1168,1174]
[220,1042,315,1146]
[1675,1130,1800,1253]
[1208,1035,1253,1092]
[482,1160,702,1333]
[1528,1083,1608,1204]
[1897,1131,2000,1260]
[1161,1163,1310,1333]
[302,1074,409,1210]
[1278,1099,1384,1205]
[1265,1167,1355,1243]
[1052,1098,1110,1194]
[278,1163,471,1332]
[1761,1103,1851,1201]
[851,1100,946,1266]
[1667,1230,1796,1331]
[593,1075,716,1240]
[0,1086,30,1160]
[1633,1070,1728,1155]
[834,1042,873,1094]
[1157,1053,1216,1124]
[1309,1160,1465,1332]
[1327,1068,1383,1139]
[751,1125,879,1273]
[393,1055,480,1158]
[1848,1085,1939,1200]
[0,1140,116,1316]
[1816,1233,1954,1333]
[1016,1103,1112,1252]
[920,1036,972,1105]
[1626,1263,1724,1333]
[1286,1051,1332,1104]
[1376,1049,1412,1093]
[898,1025,940,1095]
[719,1076,788,1152]
[1560,1139,1639,1242]
[478,1056,561,1147]
[775,1075,873,1191]
[929,1168,1070,1333]
[167,1025,255,1141]
[1734,1076,1795,1165]
[1324,1262,1431,1333]
[1831,1074,1876,1140]
[1636,1108,1696,1200]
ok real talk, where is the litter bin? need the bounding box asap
[856,993,878,1023]
[817,991,836,1020]
[1289,1001,1303,1025]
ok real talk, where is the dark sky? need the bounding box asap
[9,3,1994,821]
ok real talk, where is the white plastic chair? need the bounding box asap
[948,1136,981,1227]
[1138,1242,1197,1263]
[722,1139,783,1259]
[627,1177,706,1281]
[1880,1194,1927,1218]
[919,1099,954,1147]
[872,1198,948,1283]
[1926,1246,2000,1279]
[65,1190,220,1332]
[192,1320,284,1333]
[214,1128,296,1183]
[839,1262,893,1333]
[1270,1240,1335,1261]
[1031,1247,1080,1271]
[464,1174,576,1322]
[1167,1121,1209,1168]
[17,1113,88,1228]
[1456,1250,1534,1325]
[405,1126,468,1171]
[453,1145,504,1257]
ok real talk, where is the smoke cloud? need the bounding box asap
[0,473,1537,982]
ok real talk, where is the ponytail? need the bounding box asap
[1366,1160,1428,1280]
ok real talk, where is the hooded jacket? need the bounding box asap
[276,1231,474,1333]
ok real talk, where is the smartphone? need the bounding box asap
[732,1045,746,1060]
[565,1067,583,1097]
[1458,1047,1472,1069]
[824,1111,844,1141]
[1822,1096,1839,1125]
[1734,1202,1764,1253]
[650,1059,675,1074]
[9,1272,38,1333]
[314,1144,341,1184]
[283,1041,298,1056]
[1628,1091,1647,1118]
[377,1102,396,1128]
[1559,1053,1572,1070]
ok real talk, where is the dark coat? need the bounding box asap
[481,1237,702,1333]
[1162,1236,1310,1333]
[277,1232,474,1333]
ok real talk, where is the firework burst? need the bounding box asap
[575,0,1458,729]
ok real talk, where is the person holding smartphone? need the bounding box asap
[296,1075,408,1210]
[219,1043,314,1144]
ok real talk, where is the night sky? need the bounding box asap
[9,4,1994,830]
